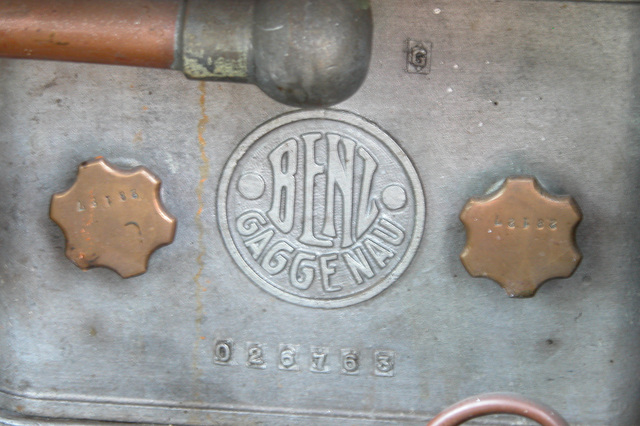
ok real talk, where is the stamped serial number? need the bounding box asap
[494,216,558,230]
[77,189,141,212]
[212,340,396,377]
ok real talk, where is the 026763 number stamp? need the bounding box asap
[211,339,396,377]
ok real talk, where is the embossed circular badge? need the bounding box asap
[218,110,425,308]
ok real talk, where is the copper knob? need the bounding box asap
[50,158,176,278]
[460,177,581,297]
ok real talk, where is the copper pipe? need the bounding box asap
[0,0,181,69]
[427,393,569,426]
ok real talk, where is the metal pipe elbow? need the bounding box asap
[252,0,373,107]
[180,0,373,107]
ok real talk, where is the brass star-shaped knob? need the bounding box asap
[50,158,176,278]
[460,177,581,297]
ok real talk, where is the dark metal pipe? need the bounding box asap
[427,393,569,426]
[0,0,373,107]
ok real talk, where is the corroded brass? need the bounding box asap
[50,158,176,278]
[460,177,581,297]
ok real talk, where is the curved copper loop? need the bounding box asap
[427,392,569,426]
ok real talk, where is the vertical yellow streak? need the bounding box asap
[192,81,209,399]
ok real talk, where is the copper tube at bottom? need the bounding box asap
[427,393,569,426]
[0,0,181,69]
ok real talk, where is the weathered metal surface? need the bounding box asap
[460,177,582,297]
[0,0,638,425]
[50,158,177,278]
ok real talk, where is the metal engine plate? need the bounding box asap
[0,0,639,424]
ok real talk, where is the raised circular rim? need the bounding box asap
[217,109,425,308]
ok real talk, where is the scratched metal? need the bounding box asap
[0,1,639,425]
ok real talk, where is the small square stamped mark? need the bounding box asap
[374,350,396,377]
[406,40,432,75]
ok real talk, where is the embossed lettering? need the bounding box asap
[236,210,268,237]
[289,251,316,290]
[363,238,395,268]
[319,254,341,292]
[341,349,360,375]
[299,133,332,247]
[310,347,330,373]
[278,344,300,371]
[268,139,297,233]
[220,111,425,307]
[244,229,275,259]
[322,134,356,248]
[262,241,294,275]
[214,340,233,365]
[356,147,380,238]
[210,338,397,379]
[494,217,559,231]
[374,350,395,377]
[247,343,266,369]
[343,247,374,285]
[372,218,405,246]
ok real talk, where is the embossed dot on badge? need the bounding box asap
[218,110,425,308]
